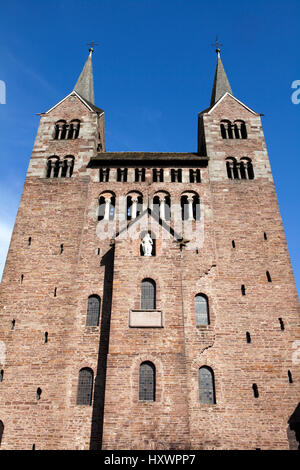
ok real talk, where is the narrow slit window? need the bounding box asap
[288,370,293,383]
[232,240,235,248]
[28,237,32,246]
[60,244,63,254]
[0,370,3,382]
[20,274,24,284]
[54,287,57,297]
[11,319,15,330]
[279,318,285,331]
[246,332,251,343]
[241,284,246,295]
[266,271,272,282]
[44,332,48,344]
[252,383,259,398]
[264,232,267,240]
[36,388,42,400]
[0,421,4,446]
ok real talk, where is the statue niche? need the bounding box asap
[141,232,153,257]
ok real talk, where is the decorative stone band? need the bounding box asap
[129,310,163,328]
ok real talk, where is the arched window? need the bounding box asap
[139,361,156,401]
[60,155,74,178]
[127,195,143,220]
[0,420,3,446]
[135,168,145,182]
[195,294,209,325]
[54,120,67,140]
[98,196,106,221]
[181,194,200,221]
[234,120,247,139]
[99,168,110,182]
[98,194,115,221]
[189,169,201,183]
[141,279,156,310]
[220,120,233,139]
[86,295,101,326]
[76,368,93,405]
[226,157,239,179]
[240,157,254,180]
[69,119,80,139]
[117,168,128,182]
[153,193,171,221]
[198,366,215,404]
[170,169,182,182]
[46,156,60,178]
[153,168,164,182]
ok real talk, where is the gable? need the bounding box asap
[207,93,260,119]
[43,91,104,117]
[113,208,182,242]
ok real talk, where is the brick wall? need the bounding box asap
[0,91,299,450]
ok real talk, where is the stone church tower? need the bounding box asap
[0,47,299,450]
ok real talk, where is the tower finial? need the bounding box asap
[74,46,96,104]
[211,36,223,57]
[86,41,99,55]
[209,37,233,106]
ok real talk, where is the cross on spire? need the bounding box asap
[86,41,99,53]
[211,36,223,56]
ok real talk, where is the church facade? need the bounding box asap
[0,47,299,450]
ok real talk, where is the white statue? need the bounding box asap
[141,233,153,256]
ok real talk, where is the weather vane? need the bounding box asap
[87,41,99,53]
[212,36,223,54]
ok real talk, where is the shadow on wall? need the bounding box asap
[287,402,300,450]
[89,246,115,450]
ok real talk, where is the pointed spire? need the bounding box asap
[210,47,233,107]
[74,48,95,104]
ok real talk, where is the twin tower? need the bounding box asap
[0,48,299,450]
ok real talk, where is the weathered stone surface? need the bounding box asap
[0,78,299,451]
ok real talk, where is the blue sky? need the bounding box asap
[0,0,299,295]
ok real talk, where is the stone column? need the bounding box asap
[67,159,73,177]
[50,160,57,178]
[131,197,138,219]
[159,196,166,220]
[104,197,111,220]
[72,122,79,139]
[58,160,64,178]
[187,196,194,221]
[57,124,64,140]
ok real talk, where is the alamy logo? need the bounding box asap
[291,80,300,104]
[0,80,6,104]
